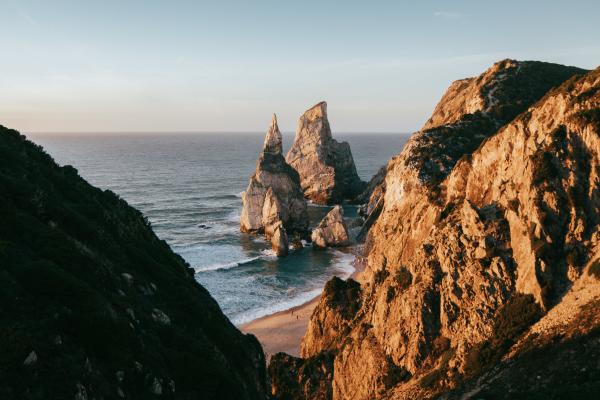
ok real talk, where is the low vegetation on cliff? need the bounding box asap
[270,60,600,400]
[0,126,267,399]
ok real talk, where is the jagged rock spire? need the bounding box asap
[240,112,309,247]
[263,113,283,154]
[285,101,365,204]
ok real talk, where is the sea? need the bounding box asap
[31,132,409,325]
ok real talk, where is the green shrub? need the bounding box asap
[386,286,395,303]
[374,268,389,284]
[438,202,456,222]
[323,277,362,319]
[395,267,413,290]
[531,151,560,184]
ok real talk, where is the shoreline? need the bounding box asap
[241,247,365,358]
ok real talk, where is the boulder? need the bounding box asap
[240,114,309,241]
[311,205,350,248]
[286,102,365,204]
[271,224,289,257]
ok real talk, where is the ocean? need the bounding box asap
[31,132,409,325]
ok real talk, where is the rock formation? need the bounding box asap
[271,223,289,257]
[0,125,268,399]
[355,165,388,242]
[311,206,350,248]
[269,352,335,400]
[270,60,600,399]
[241,114,308,252]
[286,102,365,204]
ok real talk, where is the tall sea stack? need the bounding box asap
[240,114,308,254]
[286,102,365,204]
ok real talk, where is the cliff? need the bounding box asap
[271,60,600,399]
[286,102,365,204]
[0,126,268,399]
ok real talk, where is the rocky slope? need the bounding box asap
[241,114,308,248]
[0,126,268,399]
[270,60,600,399]
[286,102,365,204]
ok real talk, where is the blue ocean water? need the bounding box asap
[31,132,409,324]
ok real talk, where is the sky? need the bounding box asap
[1,0,599,134]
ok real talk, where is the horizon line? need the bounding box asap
[27,130,413,136]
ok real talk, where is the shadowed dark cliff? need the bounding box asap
[0,126,268,399]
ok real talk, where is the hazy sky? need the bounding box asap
[1,0,599,134]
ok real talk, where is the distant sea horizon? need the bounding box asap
[27,130,410,136]
[31,131,410,325]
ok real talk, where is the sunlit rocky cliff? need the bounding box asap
[270,60,600,399]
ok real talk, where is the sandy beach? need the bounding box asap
[241,296,319,357]
[241,251,365,358]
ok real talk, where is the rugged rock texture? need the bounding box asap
[271,60,600,399]
[269,352,335,400]
[311,206,350,248]
[357,165,387,216]
[356,165,388,242]
[286,102,365,204]
[241,114,308,243]
[301,277,362,357]
[271,223,289,257]
[443,269,600,399]
[0,125,268,399]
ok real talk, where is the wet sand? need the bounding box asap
[241,252,365,358]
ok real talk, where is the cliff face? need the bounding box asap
[0,126,268,399]
[241,114,308,239]
[272,61,600,399]
[286,102,365,204]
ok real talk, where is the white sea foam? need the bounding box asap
[193,256,261,272]
[307,201,331,208]
[232,248,357,325]
[232,288,323,325]
[260,248,278,259]
[330,249,356,279]
[226,208,241,223]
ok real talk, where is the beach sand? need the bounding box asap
[241,251,365,358]
[241,296,319,357]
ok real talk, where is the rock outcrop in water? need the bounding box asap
[241,114,308,250]
[0,125,268,399]
[311,206,350,248]
[271,223,289,257]
[270,60,600,399]
[286,102,365,204]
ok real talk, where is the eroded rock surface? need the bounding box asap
[271,223,289,257]
[269,352,335,400]
[286,102,365,204]
[311,206,350,248]
[271,60,600,399]
[241,114,308,246]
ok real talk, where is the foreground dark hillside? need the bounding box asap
[0,126,267,399]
